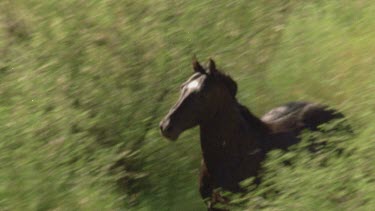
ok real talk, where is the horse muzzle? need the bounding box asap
[159,118,180,141]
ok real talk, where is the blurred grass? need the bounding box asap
[0,0,374,210]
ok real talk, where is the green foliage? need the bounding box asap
[0,0,374,210]
[221,120,356,210]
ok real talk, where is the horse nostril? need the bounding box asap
[160,119,173,132]
[159,119,179,140]
[165,124,173,132]
[160,121,171,133]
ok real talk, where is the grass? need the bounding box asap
[0,0,374,210]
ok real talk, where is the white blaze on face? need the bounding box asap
[186,80,200,91]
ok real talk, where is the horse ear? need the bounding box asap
[192,55,205,73]
[207,58,217,74]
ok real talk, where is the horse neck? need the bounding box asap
[199,98,266,159]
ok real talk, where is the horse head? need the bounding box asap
[159,57,237,141]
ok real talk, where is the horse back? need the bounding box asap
[261,101,343,133]
[260,101,345,151]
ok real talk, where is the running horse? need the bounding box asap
[159,58,344,210]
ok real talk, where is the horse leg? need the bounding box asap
[199,160,214,205]
[199,160,230,211]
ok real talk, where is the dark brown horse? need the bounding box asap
[159,58,344,210]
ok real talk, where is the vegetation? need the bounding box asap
[0,0,374,210]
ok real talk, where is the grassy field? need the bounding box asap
[0,0,374,210]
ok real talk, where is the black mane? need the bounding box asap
[238,103,270,135]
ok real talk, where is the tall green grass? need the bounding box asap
[0,0,374,210]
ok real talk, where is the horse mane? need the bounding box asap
[237,103,270,135]
[214,69,272,151]
[215,70,269,134]
[215,70,238,97]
